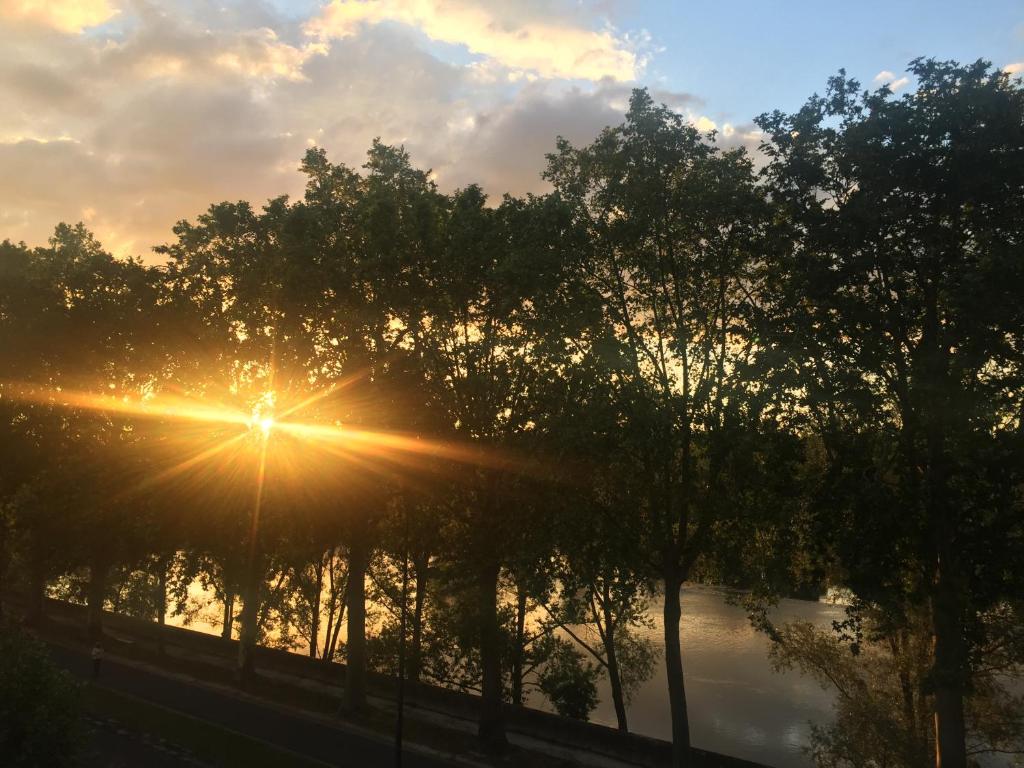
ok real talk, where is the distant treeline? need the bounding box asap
[1,57,1022,768]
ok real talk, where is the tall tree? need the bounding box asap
[413,186,577,751]
[0,226,165,635]
[310,141,443,711]
[546,89,776,766]
[542,355,659,734]
[159,199,309,684]
[757,58,1024,767]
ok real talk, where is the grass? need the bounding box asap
[83,684,331,768]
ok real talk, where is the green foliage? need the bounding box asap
[768,605,1024,768]
[612,628,658,705]
[0,627,83,767]
[537,640,601,721]
[757,57,1024,763]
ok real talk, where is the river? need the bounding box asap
[580,586,843,767]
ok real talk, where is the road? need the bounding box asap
[48,643,459,768]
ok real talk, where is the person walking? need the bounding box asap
[91,641,104,680]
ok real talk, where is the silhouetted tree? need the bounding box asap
[546,89,778,766]
[757,58,1024,768]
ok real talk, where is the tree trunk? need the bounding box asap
[326,597,345,664]
[322,551,338,663]
[236,549,262,687]
[602,597,628,733]
[0,506,9,622]
[344,526,370,712]
[156,558,168,656]
[920,273,967,768]
[477,559,507,753]
[222,591,235,640]
[310,559,323,658]
[410,553,427,685]
[324,551,347,665]
[931,568,967,768]
[87,556,108,642]
[511,586,527,706]
[663,576,691,766]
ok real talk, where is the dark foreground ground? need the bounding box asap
[81,708,211,768]
[52,643,456,768]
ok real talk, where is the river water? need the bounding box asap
[169,582,843,767]
[582,586,843,767]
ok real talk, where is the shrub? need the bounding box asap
[0,626,83,767]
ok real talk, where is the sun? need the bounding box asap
[248,391,277,438]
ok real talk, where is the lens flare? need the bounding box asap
[0,379,520,497]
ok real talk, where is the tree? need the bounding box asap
[767,604,1024,767]
[157,191,348,685]
[365,493,446,684]
[0,226,167,637]
[546,89,777,766]
[412,186,578,751]
[537,639,601,721]
[549,540,657,733]
[542,356,659,733]
[157,141,446,703]
[757,58,1024,767]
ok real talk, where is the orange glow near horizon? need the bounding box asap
[2,381,253,430]
[0,380,516,496]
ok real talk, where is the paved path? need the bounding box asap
[48,643,462,768]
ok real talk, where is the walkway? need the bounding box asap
[49,641,464,768]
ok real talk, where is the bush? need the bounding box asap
[537,641,600,721]
[0,626,83,767]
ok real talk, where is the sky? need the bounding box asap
[1,0,1021,258]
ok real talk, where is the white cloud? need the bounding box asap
[306,0,640,81]
[692,115,717,133]
[0,0,118,33]
[211,28,327,82]
[94,13,327,85]
[1005,62,1024,75]
[873,69,909,91]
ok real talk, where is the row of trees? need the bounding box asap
[1,58,1022,768]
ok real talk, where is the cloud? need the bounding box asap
[92,6,327,85]
[1005,62,1024,75]
[211,28,328,82]
[692,115,717,133]
[0,0,118,33]
[0,5,319,254]
[438,84,627,194]
[306,0,640,81]
[872,69,909,91]
[0,0,677,258]
[429,81,700,195]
